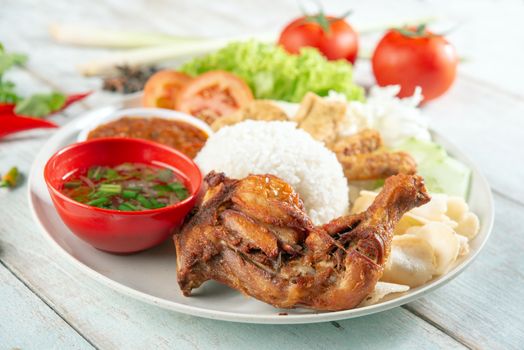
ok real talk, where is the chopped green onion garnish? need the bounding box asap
[174,187,188,200]
[136,194,152,209]
[118,202,137,211]
[153,184,173,193]
[63,180,82,189]
[61,162,190,211]
[86,197,109,206]
[99,184,122,194]
[88,166,104,181]
[104,169,119,180]
[122,189,138,199]
[124,202,138,210]
[169,181,185,190]
[150,198,166,209]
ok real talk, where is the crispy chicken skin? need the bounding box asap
[332,129,417,181]
[174,172,430,311]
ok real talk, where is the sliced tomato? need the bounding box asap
[142,70,192,109]
[174,71,253,124]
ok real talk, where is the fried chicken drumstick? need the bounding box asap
[175,172,430,311]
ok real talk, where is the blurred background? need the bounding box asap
[1,0,523,95]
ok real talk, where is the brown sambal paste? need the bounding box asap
[87,117,208,158]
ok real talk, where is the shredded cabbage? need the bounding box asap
[328,85,431,146]
[180,41,364,103]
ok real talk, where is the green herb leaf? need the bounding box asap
[14,92,66,118]
[0,80,21,104]
[0,44,27,76]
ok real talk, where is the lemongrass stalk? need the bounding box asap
[77,32,276,76]
[49,23,205,48]
[53,16,438,50]
[78,40,228,76]
[357,16,440,34]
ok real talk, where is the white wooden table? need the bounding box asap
[1,1,523,349]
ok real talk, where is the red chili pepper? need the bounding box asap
[0,91,90,139]
[0,114,58,138]
[0,103,15,114]
[53,91,92,115]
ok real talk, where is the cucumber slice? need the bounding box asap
[394,137,471,198]
[395,137,447,164]
[419,156,471,198]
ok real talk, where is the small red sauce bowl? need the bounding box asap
[44,137,202,253]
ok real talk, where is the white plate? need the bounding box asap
[28,107,494,324]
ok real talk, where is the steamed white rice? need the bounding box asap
[195,121,349,224]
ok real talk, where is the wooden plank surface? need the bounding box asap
[1,0,524,349]
[0,264,94,349]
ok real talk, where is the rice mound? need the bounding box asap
[195,120,349,224]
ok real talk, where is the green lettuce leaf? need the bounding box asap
[180,41,364,102]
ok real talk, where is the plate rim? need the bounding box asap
[27,107,495,324]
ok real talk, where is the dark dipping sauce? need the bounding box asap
[87,117,208,158]
[61,162,190,211]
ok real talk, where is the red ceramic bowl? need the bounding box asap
[44,137,202,253]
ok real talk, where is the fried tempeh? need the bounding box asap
[295,92,347,147]
[210,100,289,131]
[332,129,382,156]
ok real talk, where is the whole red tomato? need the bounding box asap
[278,13,359,64]
[372,26,458,102]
